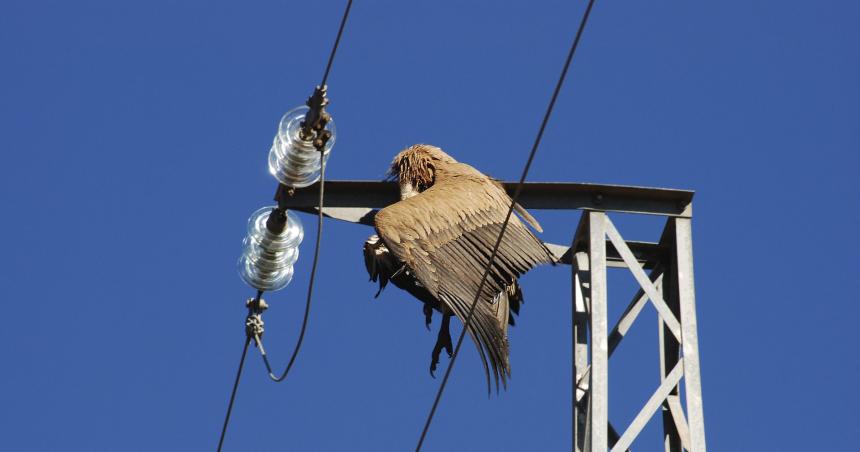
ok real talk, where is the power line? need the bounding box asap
[217,337,251,452]
[414,1,598,450]
[320,0,353,89]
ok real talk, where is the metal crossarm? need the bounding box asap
[276,180,694,217]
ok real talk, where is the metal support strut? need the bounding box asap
[571,211,706,452]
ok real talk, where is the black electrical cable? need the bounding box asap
[217,337,251,452]
[255,146,327,382]
[414,1,597,450]
[320,0,353,89]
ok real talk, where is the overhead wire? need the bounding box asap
[320,0,353,89]
[414,1,597,450]
[217,337,251,452]
[216,0,353,448]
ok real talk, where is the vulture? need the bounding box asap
[363,144,555,391]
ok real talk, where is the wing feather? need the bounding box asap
[375,170,554,389]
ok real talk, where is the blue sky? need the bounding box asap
[1,1,858,451]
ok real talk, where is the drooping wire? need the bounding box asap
[414,1,597,450]
[217,337,251,452]
[254,145,327,382]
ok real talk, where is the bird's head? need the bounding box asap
[389,144,457,200]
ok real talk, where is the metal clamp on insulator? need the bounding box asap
[268,86,336,188]
[244,297,268,339]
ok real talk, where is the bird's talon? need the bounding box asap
[423,304,433,330]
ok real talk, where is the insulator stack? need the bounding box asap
[237,207,304,291]
[268,106,336,188]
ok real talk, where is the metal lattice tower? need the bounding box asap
[278,180,707,452]
[569,211,705,451]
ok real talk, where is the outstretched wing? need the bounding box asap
[374,172,554,389]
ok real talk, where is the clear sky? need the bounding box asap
[1,1,858,451]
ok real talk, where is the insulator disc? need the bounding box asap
[237,206,304,292]
[267,106,335,188]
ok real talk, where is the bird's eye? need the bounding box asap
[413,179,430,193]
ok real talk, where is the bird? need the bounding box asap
[363,144,555,391]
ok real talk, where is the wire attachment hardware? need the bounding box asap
[268,86,336,189]
[301,85,332,141]
[245,297,268,341]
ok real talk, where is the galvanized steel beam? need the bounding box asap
[572,250,589,452]
[612,360,685,452]
[575,271,664,393]
[605,217,682,341]
[674,218,707,451]
[587,212,609,451]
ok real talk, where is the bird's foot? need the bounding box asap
[423,304,433,331]
[429,315,453,378]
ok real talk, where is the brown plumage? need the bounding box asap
[365,144,555,391]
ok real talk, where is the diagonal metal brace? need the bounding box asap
[611,359,685,452]
[604,216,682,342]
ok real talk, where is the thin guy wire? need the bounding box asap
[415,1,597,450]
[255,147,327,382]
[217,337,251,452]
[320,0,353,89]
